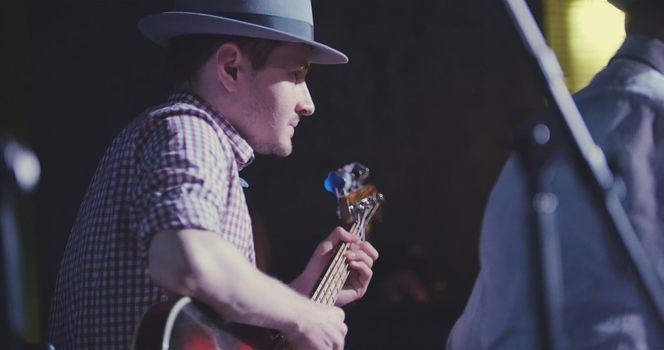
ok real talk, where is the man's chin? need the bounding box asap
[274,145,293,157]
[255,142,293,157]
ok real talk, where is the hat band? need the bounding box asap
[212,12,314,40]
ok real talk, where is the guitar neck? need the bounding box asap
[310,203,379,305]
[310,239,353,305]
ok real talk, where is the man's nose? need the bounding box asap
[296,82,315,117]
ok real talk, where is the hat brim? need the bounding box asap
[139,12,348,64]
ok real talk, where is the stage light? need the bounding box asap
[544,0,625,92]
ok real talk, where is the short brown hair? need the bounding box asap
[167,35,282,89]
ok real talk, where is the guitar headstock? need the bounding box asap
[324,162,384,240]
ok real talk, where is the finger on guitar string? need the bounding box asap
[330,226,360,244]
[348,259,374,283]
[345,245,376,268]
[349,241,379,260]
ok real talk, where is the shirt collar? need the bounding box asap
[167,92,255,170]
[613,35,664,75]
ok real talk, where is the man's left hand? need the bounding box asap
[290,227,379,306]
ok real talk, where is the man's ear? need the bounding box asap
[215,42,244,92]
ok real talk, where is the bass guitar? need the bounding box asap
[132,162,384,350]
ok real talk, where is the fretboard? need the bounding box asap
[310,204,379,305]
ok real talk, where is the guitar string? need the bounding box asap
[311,222,359,302]
[323,207,376,305]
[319,205,378,305]
[311,221,361,303]
[328,205,380,304]
[313,202,381,304]
[311,207,372,303]
[313,204,380,305]
[314,240,354,304]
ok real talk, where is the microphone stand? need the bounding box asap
[1,137,41,349]
[500,0,664,349]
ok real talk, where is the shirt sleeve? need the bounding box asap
[609,98,664,282]
[129,113,230,257]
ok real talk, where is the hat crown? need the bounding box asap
[173,0,314,25]
[139,0,348,63]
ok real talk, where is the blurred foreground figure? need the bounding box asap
[449,0,664,348]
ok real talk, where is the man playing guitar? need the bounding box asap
[48,1,379,349]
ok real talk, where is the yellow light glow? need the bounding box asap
[545,0,625,92]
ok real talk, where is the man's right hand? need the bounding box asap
[282,301,347,350]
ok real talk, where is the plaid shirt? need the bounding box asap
[48,92,256,349]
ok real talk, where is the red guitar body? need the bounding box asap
[132,297,285,350]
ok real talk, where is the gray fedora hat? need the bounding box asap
[139,0,348,64]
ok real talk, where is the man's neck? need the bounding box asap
[186,82,232,121]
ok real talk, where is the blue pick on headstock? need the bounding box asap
[324,171,349,195]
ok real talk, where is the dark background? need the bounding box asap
[4,0,547,348]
